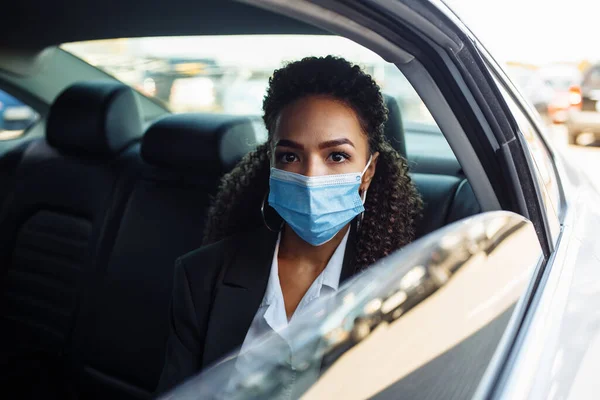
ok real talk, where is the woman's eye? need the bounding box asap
[278,153,298,163]
[328,152,350,163]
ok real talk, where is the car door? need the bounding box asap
[161,211,543,400]
[480,50,600,400]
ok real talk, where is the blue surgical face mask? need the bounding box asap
[268,156,372,246]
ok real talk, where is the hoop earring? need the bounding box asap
[358,211,365,231]
[357,189,367,231]
[261,193,283,232]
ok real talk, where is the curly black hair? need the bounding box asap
[203,56,422,270]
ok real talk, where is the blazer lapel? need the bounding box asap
[339,219,358,284]
[202,226,278,368]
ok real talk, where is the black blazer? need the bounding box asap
[156,224,358,395]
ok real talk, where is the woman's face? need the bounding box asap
[272,95,379,192]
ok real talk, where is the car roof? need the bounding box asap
[1,0,326,50]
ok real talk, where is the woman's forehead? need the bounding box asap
[273,95,367,146]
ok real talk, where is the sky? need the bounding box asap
[445,0,600,65]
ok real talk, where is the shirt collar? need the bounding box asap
[260,229,350,308]
[261,233,282,308]
[321,229,349,291]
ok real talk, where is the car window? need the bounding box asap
[61,36,440,152]
[0,89,39,141]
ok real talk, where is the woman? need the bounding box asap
[157,56,422,393]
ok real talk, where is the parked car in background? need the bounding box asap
[566,63,600,144]
[0,90,37,132]
[537,64,582,125]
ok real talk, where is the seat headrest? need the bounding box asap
[47,81,143,158]
[141,113,264,173]
[384,95,406,158]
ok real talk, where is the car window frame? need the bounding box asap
[512,110,561,244]
[496,82,562,246]
[482,59,565,240]
[498,80,565,220]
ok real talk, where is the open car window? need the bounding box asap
[62,36,432,120]
[61,36,455,167]
[161,212,541,400]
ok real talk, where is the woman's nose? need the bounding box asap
[302,156,326,177]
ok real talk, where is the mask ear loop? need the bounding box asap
[357,155,373,231]
[261,192,284,232]
[357,188,368,230]
[361,154,373,176]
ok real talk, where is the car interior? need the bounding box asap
[0,1,483,399]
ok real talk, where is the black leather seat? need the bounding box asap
[0,82,143,391]
[383,96,481,236]
[70,113,263,399]
[410,173,480,237]
[384,94,406,157]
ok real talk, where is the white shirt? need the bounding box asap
[230,229,349,398]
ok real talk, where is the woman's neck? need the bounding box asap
[277,224,350,319]
[278,224,350,270]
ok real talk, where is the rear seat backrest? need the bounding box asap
[446,178,481,225]
[382,96,481,235]
[408,173,482,238]
[72,113,262,399]
[384,95,406,157]
[0,82,142,365]
[141,113,262,173]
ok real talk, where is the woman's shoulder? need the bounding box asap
[177,225,275,276]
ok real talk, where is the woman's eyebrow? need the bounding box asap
[275,139,304,149]
[319,138,355,149]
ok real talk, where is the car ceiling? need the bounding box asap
[2,0,327,50]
